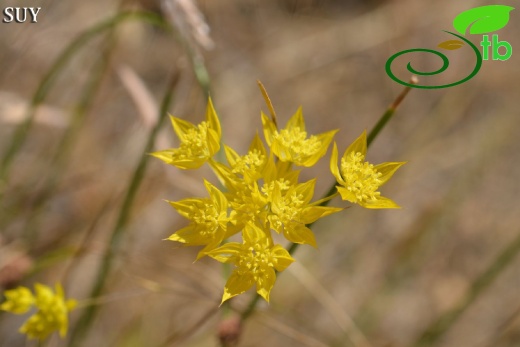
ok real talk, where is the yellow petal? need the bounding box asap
[294,179,317,205]
[286,107,305,132]
[66,299,77,311]
[204,180,228,211]
[374,162,406,186]
[360,196,401,209]
[261,111,277,147]
[330,142,344,185]
[283,223,317,248]
[207,128,221,156]
[262,154,277,182]
[256,267,276,303]
[168,199,200,218]
[221,271,255,304]
[149,149,174,164]
[243,223,271,246]
[344,130,367,160]
[170,116,195,140]
[167,225,202,244]
[336,186,358,203]
[206,97,221,137]
[169,157,206,170]
[224,145,239,167]
[271,245,295,272]
[249,132,267,156]
[301,206,343,224]
[207,242,244,263]
[300,129,338,167]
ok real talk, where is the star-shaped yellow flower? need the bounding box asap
[268,179,342,247]
[151,97,221,169]
[262,107,337,167]
[330,131,405,208]
[224,133,268,182]
[207,223,294,303]
[167,180,236,259]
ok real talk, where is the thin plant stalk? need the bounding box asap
[240,77,418,324]
[411,229,520,347]
[0,11,166,194]
[68,72,180,347]
[22,34,116,243]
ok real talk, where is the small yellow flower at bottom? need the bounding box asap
[0,286,34,314]
[330,131,405,209]
[207,223,294,303]
[1,283,76,340]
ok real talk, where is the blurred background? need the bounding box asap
[1,0,520,346]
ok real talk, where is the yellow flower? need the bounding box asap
[1,283,76,340]
[151,97,221,169]
[330,131,405,208]
[207,223,294,303]
[0,286,34,314]
[262,107,337,167]
[167,180,236,259]
[224,133,268,182]
[268,179,342,247]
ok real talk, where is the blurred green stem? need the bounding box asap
[411,229,520,347]
[68,72,180,347]
[21,33,116,243]
[240,78,417,324]
[0,11,166,198]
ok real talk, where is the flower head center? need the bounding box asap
[275,127,321,158]
[340,152,382,202]
[237,243,274,280]
[175,122,210,159]
[192,199,221,235]
[232,149,266,176]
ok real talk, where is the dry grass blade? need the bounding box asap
[289,261,374,347]
[117,64,159,129]
[0,92,66,128]
[257,310,330,347]
[160,0,214,51]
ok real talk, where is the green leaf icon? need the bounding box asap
[438,40,465,50]
[453,5,515,35]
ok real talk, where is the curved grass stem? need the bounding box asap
[411,229,520,347]
[0,11,166,196]
[68,72,180,347]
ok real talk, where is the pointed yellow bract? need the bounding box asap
[330,131,405,209]
[151,97,221,169]
[1,283,76,340]
[207,223,294,303]
[262,107,337,167]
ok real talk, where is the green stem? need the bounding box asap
[68,72,180,346]
[0,11,166,194]
[239,78,417,323]
[22,33,116,243]
[367,77,417,147]
[411,229,520,347]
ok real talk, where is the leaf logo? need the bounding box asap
[437,40,465,50]
[453,5,515,35]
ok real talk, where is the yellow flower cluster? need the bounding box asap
[153,95,404,303]
[0,283,76,340]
